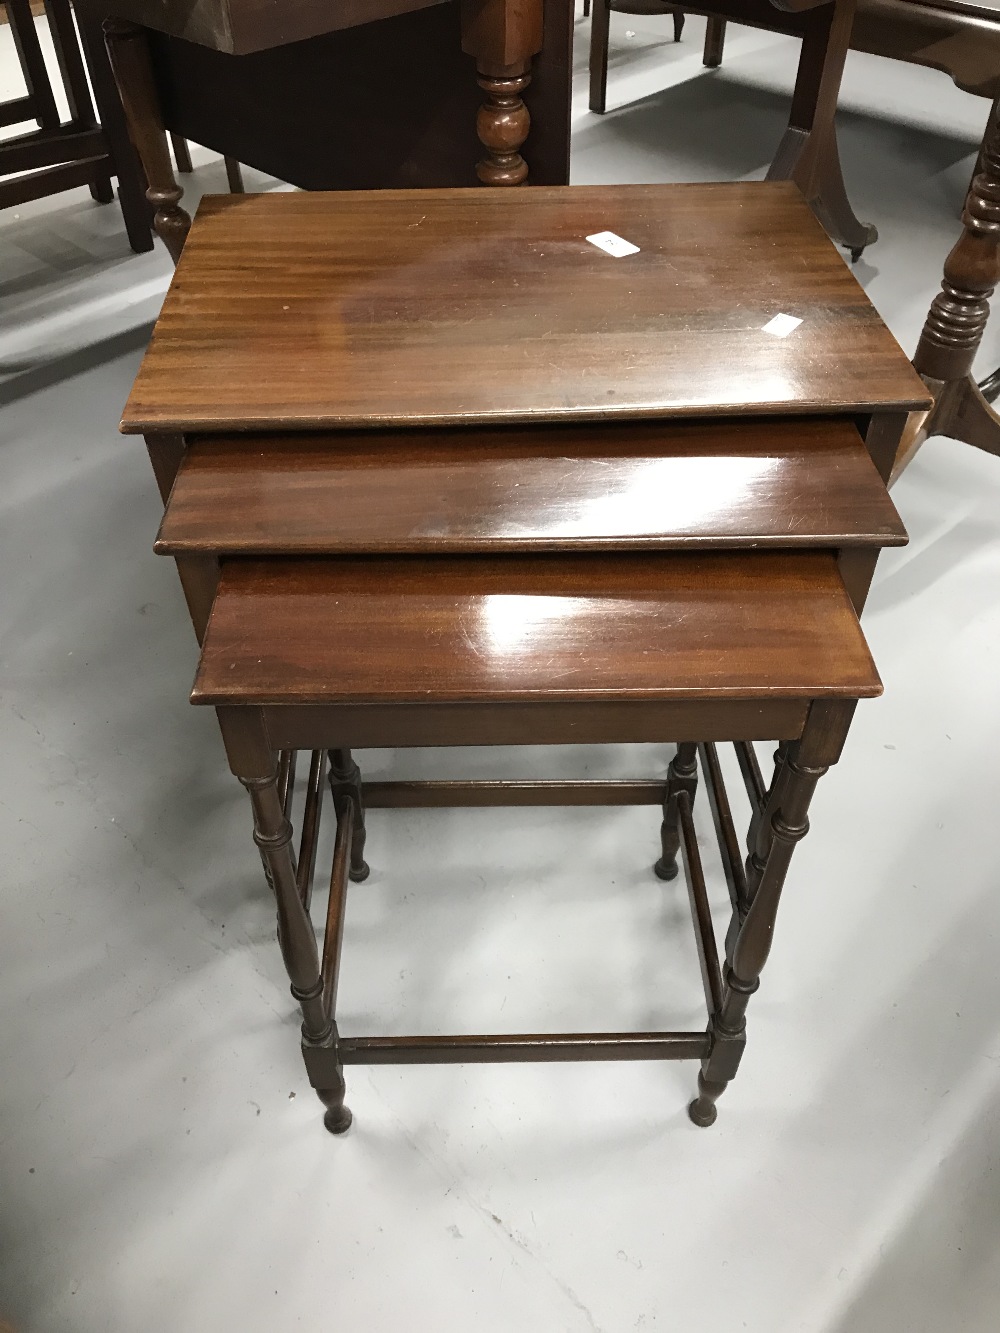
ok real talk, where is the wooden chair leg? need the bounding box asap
[689,701,856,1126]
[672,8,685,41]
[170,133,193,173]
[224,156,245,193]
[218,708,352,1133]
[103,18,191,263]
[328,749,370,882]
[704,15,726,67]
[588,0,612,114]
[892,96,1000,480]
[654,742,699,881]
[583,0,591,16]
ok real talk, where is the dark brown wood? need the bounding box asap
[103,18,190,262]
[169,132,193,172]
[589,0,877,257]
[362,779,667,805]
[191,553,882,708]
[0,0,119,214]
[699,741,750,915]
[296,750,326,910]
[893,94,1000,479]
[216,707,352,1133]
[689,697,855,1125]
[332,1032,713,1063]
[320,801,354,1015]
[155,418,907,555]
[461,0,543,185]
[677,791,725,1016]
[654,741,699,881]
[73,2,153,252]
[852,0,1000,100]
[121,185,930,436]
[328,749,370,882]
[103,0,454,56]
[263,699,812,750]
[705,12,727,62]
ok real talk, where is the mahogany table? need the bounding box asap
[75,0,572,257]
[121,181,926,1132]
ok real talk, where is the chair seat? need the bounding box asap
[120,184,929,436]
[192,552,881,707]
[156,416,907,556]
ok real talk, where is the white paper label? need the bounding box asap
[586,231,641,258]
[761,313,803,338]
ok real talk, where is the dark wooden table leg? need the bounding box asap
[689,701,856,1127]
[217,707,352,1134]
[704,14,726,68]
[103,18,190,262]
[328,749,370,882]
[892,97,1000,480]
[74,0,152,252]
[766,0,877,260]
[654,742,699,881]
[462,0,544,184]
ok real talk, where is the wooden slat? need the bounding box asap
[191,552,882,706]
[336,1032,711,1064]
[362,779,667,807]
[156,417,907,555]
[121,183,931,435]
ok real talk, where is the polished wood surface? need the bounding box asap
[192,553,881,706]
[892,95,1000,478]
[156,417,907,554]
[121,184,930,434]
[589,0,878,259]
[103,0,451,55]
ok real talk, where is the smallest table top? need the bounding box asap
[122,184,929,437]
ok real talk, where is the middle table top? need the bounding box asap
[122,183,929,436]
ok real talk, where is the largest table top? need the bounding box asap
[122,183,929,436]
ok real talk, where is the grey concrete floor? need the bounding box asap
[3,11,1000,1333]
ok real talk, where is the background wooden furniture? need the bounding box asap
[892,95,1000,477]
[73,0,572,255]
[588,0,878,258]
[0,0,148,247]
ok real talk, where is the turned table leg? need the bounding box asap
[654,743,699,881]
[217,709,352,1134]
[328,749,370,883]
[103,18,190,263]
[892,97,1000,480]
[461,0,543,185]
[690,702,856,1127]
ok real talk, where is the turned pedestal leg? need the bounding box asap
[654,742,699,881]
[328,749,370,882]
[217,708,351,1133]
[462,0,543,184]
[892,97,1000,480]
[103,18,190,263]
[689,702,856,1126]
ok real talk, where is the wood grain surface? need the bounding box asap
[192,552,882,705]
[121,184,931,434]
[156,417,907,554]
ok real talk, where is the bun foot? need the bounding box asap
[349,861,370,883]
[688,1096,718,1127]
[654,856,679,881]
[323,1103,353,1134]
